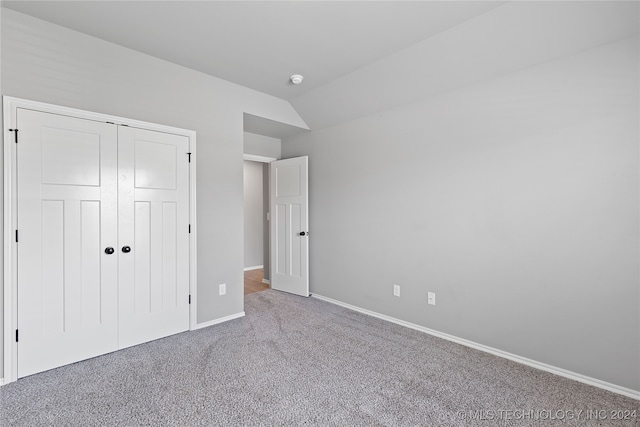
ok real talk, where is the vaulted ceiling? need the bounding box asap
[3,1,639,135]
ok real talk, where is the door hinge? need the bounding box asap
[188,295,191,305]
[188,224,191,234]
[15,230,18,242]
[15,329,19,342]
[187,152,192,163]
[9,129,18,143]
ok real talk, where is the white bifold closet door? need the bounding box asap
[16,109,189,378]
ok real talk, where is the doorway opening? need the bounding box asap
[243,157,272,295]
[242,117,309,299]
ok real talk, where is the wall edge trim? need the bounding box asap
[193,312,245,330]
[311,293,640,400]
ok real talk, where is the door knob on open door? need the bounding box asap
[122,245,131,253]
[299,231,308,236]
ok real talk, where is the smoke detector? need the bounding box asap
[290,74,304,85]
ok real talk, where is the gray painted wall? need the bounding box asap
[282,37,639,392]
[244,131,281,159]
[0,9,306,380]
[243,160,264,268]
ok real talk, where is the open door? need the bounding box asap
[270,156,309,297]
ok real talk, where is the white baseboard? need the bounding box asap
[262,279,270,285]
[312,293,640,400]
[244,265,263,271]
[193,312,245,330]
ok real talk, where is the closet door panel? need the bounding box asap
[118,126,190,349]
[14,105,191,378]
[16,109,119,378]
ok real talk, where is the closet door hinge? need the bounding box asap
[187,152,192,163]
[188,224,191,234]
[16,329,19,342]
[188,295,191,305]
[8,129,18,143]
[15,230,18,243]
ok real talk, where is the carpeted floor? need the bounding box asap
[1,289,638,426]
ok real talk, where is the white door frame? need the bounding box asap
[2,96,198,385]
[243,153,276,163]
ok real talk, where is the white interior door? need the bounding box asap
[15,109,191,377]
[117,126,190,348]
[270,156,309,297]
[17,109,119,377]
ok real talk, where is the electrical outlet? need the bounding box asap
[219,283,226,296]
[393,284,400,297]
[428,292,436,305]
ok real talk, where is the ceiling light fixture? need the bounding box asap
[290,74,304,85]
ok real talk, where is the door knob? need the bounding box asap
[104,247,115,255]
[299,231,308,236]
[122,245,131,253]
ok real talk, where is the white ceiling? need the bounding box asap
[2,1,506,99]
[3,1,639,134]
